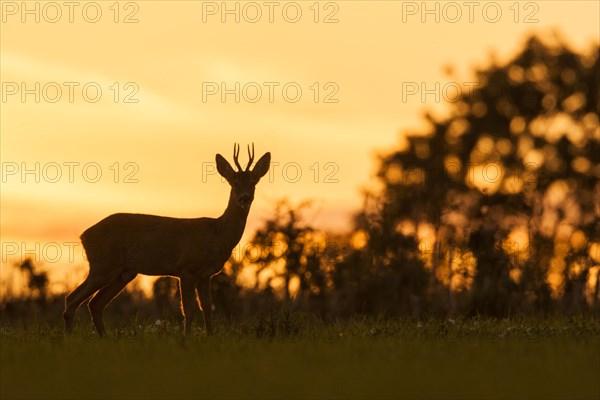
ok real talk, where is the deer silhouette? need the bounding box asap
[64,144,271,336]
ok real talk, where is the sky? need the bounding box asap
[1,0,599,292]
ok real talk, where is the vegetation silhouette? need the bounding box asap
[237,34,599,318]
[352,35,599,316]
[1,35,598,326]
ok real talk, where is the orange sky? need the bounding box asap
[1,1,599,291]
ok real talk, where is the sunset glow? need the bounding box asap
[1,1,599,295]
[2,3,600,399]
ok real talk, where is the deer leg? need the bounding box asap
[88,273,136,336]
[64,276,109,334]
[179,277,197,336]
[197,277,213,336]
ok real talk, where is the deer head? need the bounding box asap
[216,143,271,210]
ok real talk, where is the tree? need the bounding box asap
[18,259,48,305]
[246,199,330,310]
[351,35,599,315]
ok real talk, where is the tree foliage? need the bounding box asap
[353,36,599,315]
[243,35,599,317]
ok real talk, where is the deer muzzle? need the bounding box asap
[238,194,252,209]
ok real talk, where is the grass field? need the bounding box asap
[1,315,599,399]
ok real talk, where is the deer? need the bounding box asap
[63,144,271,336]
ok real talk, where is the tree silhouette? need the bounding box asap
[247,199,329,309]
[350,35,599,315]
[18,259,49,305]
[152,277,180,318]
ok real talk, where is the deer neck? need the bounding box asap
[217,191,250,245]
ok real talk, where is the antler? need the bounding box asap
[233,143,243,171]
[245,143,255,171]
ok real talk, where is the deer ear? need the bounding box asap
[216,154,236,182]
[251,152,271,181]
